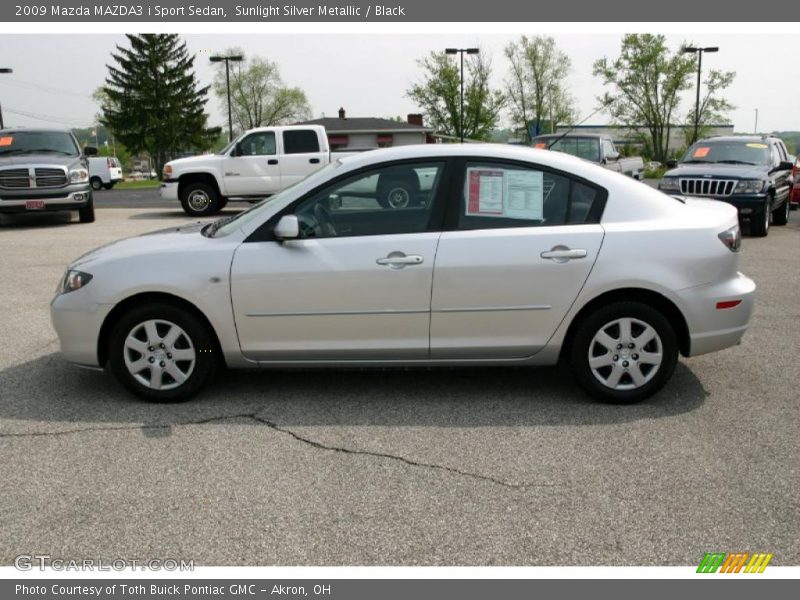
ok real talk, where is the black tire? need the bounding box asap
[179,181,221,217]
[90,177,103,191]
[108,302,219,402]
[103,182,115,190]
[78,194,95,223]
[218,198,228,211]
[377,170,419,209]
[772,198,789,226]
[750,199,770,237]
[570,301,679,404]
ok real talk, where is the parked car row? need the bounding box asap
[658,135,794,237]
[531,133,645,180]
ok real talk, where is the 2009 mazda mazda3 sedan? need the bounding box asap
[51,145,756,403]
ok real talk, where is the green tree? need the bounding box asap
[682,68,736,147]
[212,48,311,135]
[504,35,576,142]
[100,34,219,177]
[593,34,696,162]
[406,50,505,141]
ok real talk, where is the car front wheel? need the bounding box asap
[570,302,678,403]
[180,182,221,217]
[108,303,218,401]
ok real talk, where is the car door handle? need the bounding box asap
[376,252,424,269]
[309,158,320,164]
[268,159,279,165]
[540,246,588,262]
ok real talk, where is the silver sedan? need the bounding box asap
[51,145,756,403]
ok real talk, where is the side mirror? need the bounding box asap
[666,159,678,169]
[777,161,794,172]
[84,145,98,156]
[274,215,299,240]
[606,152,620,162]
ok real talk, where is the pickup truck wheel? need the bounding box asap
[750,199,770,237]
[78,194,95,223]
[570,302,678,404]
[180,182,220,217]
[377,177,417,209]
[772,198,789,226]
[90,177,103,191]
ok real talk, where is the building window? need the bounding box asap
[377,134,393,148]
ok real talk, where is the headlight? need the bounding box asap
[59,270,93,294]
[163,164,173,178]
[733,179,765,194]
[659,177,680,192]
[69,168,89,184]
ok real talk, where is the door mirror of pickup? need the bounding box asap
[776,160,794,172]
[274,215,300,240]
[606,151,620,161]
[83,145,98,156]
[666,159,678,169]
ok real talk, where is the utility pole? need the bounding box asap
[0,68,13,129]
[682,46,719,144]
[210,54,244,142]
[445,48,479,143]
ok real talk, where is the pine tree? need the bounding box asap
[101,34,219,177]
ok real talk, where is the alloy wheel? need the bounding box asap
[588,317,664,391]
[123,319,196,390]
[188,190,211,211]
[386,187,410,209]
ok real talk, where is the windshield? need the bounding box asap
[218,132,247,156]
[534,137,601,162]
[0,130,80,156]
[209,162,343,237]
[681,141,769,165]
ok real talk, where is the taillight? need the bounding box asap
[718,224,741,252]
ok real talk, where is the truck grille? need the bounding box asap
[679,178,736,197]
[0,168,30,188]
[35,168,68,187]
[0,167,68,189]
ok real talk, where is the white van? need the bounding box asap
[88,156,123,190]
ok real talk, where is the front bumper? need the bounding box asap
[50,288,111,368]
[160,180,179,201]
[0,184,92,213]
[679,272,757,357]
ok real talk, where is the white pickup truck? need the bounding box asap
[162,125,434,217]
[531,133,645,180]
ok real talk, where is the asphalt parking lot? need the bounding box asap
[0,205,798,566]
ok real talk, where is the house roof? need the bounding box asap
[297,117,433,134]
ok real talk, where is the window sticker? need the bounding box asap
[693,147,710,158]
[534,142,548,149]
[465,168,544,220]
[746,143,768,149]
[0,136,13,146]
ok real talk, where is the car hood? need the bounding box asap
[69,222,210,268]
[168,154,221,168]
[0,154,81,167]
[665,163,768,179]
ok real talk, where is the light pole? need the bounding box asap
[0,68,13,129]
[210,54,243,142]
[682,46,718,145]
[445,48,479,143]
[753,108,759,134]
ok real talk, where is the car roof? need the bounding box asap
[0,127,72,134]
[698,135,778,144]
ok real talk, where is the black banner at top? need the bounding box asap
[2,0,797,22]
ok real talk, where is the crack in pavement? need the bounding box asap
[0,412,546,491]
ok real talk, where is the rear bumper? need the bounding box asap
[679,272,757,357]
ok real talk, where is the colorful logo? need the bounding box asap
[697,552,773,573]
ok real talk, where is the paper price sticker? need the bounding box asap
[693,147,710,158]
[534,142,548,149]
[465,167,544,221]
[0,137,14,147]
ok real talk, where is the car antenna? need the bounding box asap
[546,98,615,149]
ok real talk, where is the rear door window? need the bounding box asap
[283,130,321,154]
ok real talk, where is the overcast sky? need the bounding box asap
[0,33,796,134]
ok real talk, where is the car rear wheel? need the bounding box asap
[570,302,678,403]
[772,198,789,226]
[78,194,95,223]
[108,303,218,402]
[180,182,221,217]
[90,177,103,191]
[751,199,770,237]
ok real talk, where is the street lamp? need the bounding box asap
[682,46,718,145]
[0,67,13,129]
[210,54,243,142]
[445,48,479,143]
[753,108,759,134]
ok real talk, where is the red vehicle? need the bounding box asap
[790,155,799,209]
